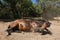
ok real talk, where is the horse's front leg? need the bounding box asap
[45,28,52,35]
[40,23,47,35]
[45,28,49,31]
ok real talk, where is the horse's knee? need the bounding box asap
[45,28,49,31]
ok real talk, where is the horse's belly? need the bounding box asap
[19,22,31,31]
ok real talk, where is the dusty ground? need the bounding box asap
[0,20,60,40]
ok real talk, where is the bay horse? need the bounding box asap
[6,19,51,36]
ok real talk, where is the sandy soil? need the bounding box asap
[0,21,60,40]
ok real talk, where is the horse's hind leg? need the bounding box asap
[6,26,12,36]
[7,29,11,36]
[40,23,47,35]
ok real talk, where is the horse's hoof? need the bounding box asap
[7,33,11,36]
[7,34,11,36]
[41,33,45,35]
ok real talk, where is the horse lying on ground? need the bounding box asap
[6,19,51,36]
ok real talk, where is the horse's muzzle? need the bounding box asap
[47,22,51,27]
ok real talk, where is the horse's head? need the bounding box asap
[41,19,51,28]
[46,21,51,28]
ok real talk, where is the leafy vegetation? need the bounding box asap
[0,0,60,19]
